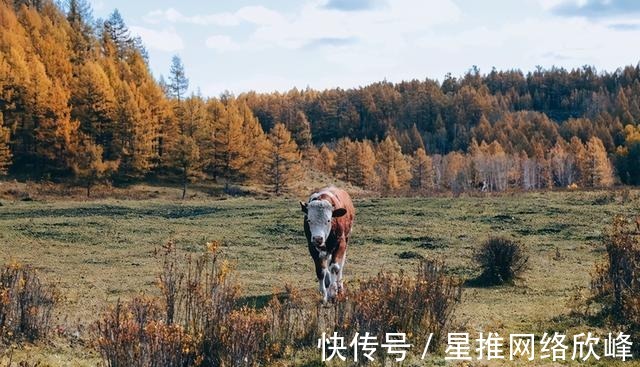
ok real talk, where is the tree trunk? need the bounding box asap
[182,170,187,200]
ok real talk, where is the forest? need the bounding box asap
[1,0,639,196]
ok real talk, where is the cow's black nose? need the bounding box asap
[313,236,323,246]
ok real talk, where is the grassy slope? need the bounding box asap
[0,189,639,365]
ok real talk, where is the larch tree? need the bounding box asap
[170,134,202,199]
[411,148,433,193]
[352,140,378,190]
[66,0,94,65]
[70,61,116,157]
[334,138,357,184]
[214,100,249,187]
[315,144,336,175]
[0,114,11,175]
[289,110,312,151]
[71,138,119,197]
[569,136,588,186]
[238,101,269,182]
[264,123,301,195]
[615,124,640,185]
[585,136,614,187]
[377,135,411,193]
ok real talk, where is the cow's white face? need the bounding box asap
[307,200,333,247]
[301,199,347,255]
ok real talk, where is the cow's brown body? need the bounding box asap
[302,186,355,301]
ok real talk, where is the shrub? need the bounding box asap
[221,307,270,367]
[0,263,58,343]
[94,296,200,367]
[94,244,463,365]
[474,236,529,285]
[590,215,640,328]
[322,259,462,353]
[266,285,317,358]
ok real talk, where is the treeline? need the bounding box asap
[0,0,638,196]
[307,134,615,195]
[0,0,304,196]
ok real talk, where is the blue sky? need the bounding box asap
[89,0,640,97]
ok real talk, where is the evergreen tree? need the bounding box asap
[104,9,132,59]
[167,55,189,102]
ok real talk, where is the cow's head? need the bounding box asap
[300,200,346,253]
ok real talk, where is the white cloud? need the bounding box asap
[143,6,284,27]
[129,26,184,52]
[205,35,243,52]
[249,0,461,49]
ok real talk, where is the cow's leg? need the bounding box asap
[315,256,331,303]
[330,239,347,296]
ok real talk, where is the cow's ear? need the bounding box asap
[332,208,347,218]
[300,201,308,214]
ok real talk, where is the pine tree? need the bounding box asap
[104,9,133,59]
[264,123,301,195]
[168,55,189,102]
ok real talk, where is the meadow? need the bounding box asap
[0,187,639,365]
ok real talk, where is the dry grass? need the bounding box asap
[590,215,640,348]
[0,263,58,345]
[0,187,639,365]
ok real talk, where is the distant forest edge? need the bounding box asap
[0,0,639,196]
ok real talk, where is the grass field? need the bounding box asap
[1,188,639,365]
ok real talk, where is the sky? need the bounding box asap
[88,0,640,97]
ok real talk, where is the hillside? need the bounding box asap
[0,0,639,196]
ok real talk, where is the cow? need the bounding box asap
[300,186,355,303]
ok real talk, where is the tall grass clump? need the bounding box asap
[94,244,463,365]
[0,263,58,344]
[324,259,462,352]
[474,236,529,285]
[590,215,640,335]
[94,241,282,367]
